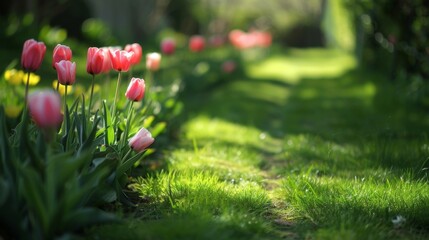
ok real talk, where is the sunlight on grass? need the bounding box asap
[279,173,429,239]
[168,116,280,182]
[124,171,274,240]
[247,48,356,83]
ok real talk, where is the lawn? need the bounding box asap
[87,48,429,239]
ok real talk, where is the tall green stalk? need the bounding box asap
[120,101,134,155]
[88,74,95,116]
[111,71,122,119]
[24,71,30,109]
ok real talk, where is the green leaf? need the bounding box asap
[49,151,92,188]
[62,208,118,232]
[0,179,9,205]
[116,152,144,177]
[151,122,167,138]
[0,107,13,178]
[103,101,114,145]
[143,115,155,128]
[79,117,101,154]
[19,109,43,172]
[20,166,49,234]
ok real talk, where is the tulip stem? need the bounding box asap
[88,74,95,116]
[64,85,68,112]
[121,148,133,164]
[111,71,122,118]
[24,71,30,108]
[121,101,134,154]
[63,85,68,137]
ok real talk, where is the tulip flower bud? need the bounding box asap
[146,52,161,71]
[55,60,76,85]
[125,43,142,66]
[189,35,205,52]
[125,78,145,101]
[21,39,46,72]
[128,128,154,152]
[86,47,106,75]
[52,44,72,69]
[160,38,176,55]
[109,49,134,72]
[28,90,63,129]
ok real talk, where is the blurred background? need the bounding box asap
[1,0,429,105]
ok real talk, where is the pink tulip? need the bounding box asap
[100,47,112,73]
[86,47,106,75]
[128,128,154,152]
[146,52,161,71]
[160,38,176,55]
[229,30,253,49]
[28,90,63,129]
[55,60,76,85]
[125,78,145,101]
[252,30,272,48]
[21,39,46,72]
[52,44,72,69]
[109,49,134,72]
[189,35,205,52]
[222,60,236,73]
[125,43,142,65]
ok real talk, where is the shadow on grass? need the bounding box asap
[179,65,429,178]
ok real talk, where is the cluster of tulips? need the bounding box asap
[0,38,166,239]
[21,39,157,152]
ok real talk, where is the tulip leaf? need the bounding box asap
[103,101,114,145]
[50,150,91,187]
[62,208,118,232]
[0,107,13,177]
[79,117,101,154]
[0,179,9,205]
[151,121,167,138]
[116,151,144,177]
[20,166,49,233]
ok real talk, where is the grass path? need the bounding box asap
[89,49,429,239]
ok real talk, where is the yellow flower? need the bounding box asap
[25,73,41,85]
[86,84,101,96]
[4,69,24,85]
[5,105,22,118]
[93,84,101,94]
[53,80,73,96]
[73,84,85,97]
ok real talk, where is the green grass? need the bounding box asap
[87,48,429,239]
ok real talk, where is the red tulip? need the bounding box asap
[160,38,176,55]
[52,44,72,69]
[128,127,154,152]
[86,47,106,75]
[146,52,161,71]
[109,49,134,72]
[21,39,46,72]
[125,78,145,101]
[28,90,63,129]
[125,43,142,65]
[55,60,76,85]
[189,35,205,52]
